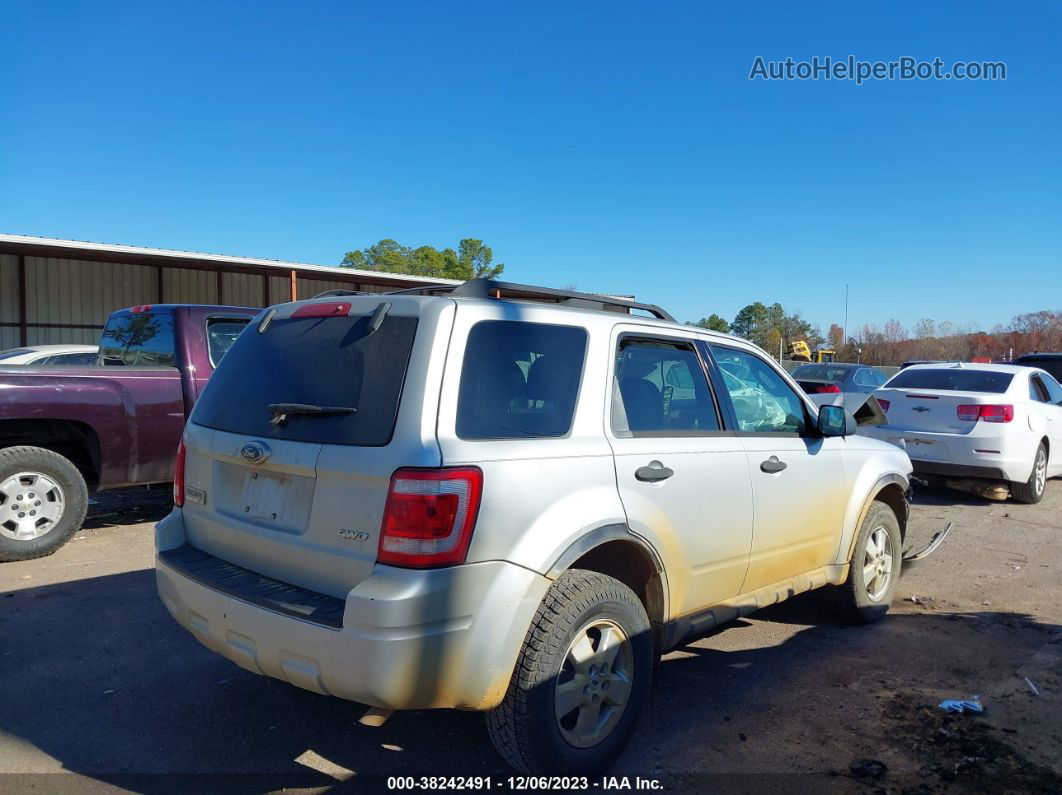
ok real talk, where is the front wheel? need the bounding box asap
[486,570,653,774]
[831,500,902,623]
[1010,443,1048,504]
[0,446,88,562]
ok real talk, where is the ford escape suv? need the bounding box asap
[155,279,913,773]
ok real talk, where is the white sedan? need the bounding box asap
[860,363,1062,503]
[0,344,99,365]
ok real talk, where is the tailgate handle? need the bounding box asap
[760,456,787,474]
[635,461,674,483]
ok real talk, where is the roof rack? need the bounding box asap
[384,278,674,322]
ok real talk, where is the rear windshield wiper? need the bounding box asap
[268,403,358,426]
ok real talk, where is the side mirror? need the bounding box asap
[818,404,856,437]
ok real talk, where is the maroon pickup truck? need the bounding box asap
[0,303,259,561]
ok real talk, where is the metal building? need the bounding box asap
[0,234,458,348]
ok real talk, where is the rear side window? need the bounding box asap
[457,321,587,439]
[885,369,1013,393]
[206,317,251,366]
[48,352,99,365]
[193,312,418,446]
[99,312,176,367]
[853,368,885,387]
[1042,375,1062,405]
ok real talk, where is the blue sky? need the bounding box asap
[2,2,1059,334]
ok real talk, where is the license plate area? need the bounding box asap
[240,471,291,520]
[904,437,946,461]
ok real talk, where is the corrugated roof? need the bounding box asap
[0,233,462,285]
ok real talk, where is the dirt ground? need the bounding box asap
[0,482,1059,793]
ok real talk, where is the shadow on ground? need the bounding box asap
[0,569,1058,793]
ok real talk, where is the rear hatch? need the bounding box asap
[180,296,448,598]
[875,367,1016,434]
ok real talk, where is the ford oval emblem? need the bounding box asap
[240,441,270,464]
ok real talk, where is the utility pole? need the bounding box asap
[842,283,849,356]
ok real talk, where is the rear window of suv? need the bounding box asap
[885,368,1014,393]
[192,311,418,446]
[457,321,587,439]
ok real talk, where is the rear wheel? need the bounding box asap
[1010,443,1048,504]
[0,446,88,562]
[486,570,653,774]
[831,501,901,623]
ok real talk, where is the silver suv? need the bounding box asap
[155,280,913,773]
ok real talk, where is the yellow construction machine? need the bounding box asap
[787,341,836,363]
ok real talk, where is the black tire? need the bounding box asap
[0,446,89,562]
[1010,442,1048,505]
[831,501,902,624]
[486,570,653,774]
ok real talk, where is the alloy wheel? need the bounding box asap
[862,525,894,602]
[554,619,635,749]
[0,472,65,540]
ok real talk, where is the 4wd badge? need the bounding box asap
[338,529,370,542]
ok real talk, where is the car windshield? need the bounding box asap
[885,368,1014,393]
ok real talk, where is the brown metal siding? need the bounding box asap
[0,245,452,347]
[0,254,18,349]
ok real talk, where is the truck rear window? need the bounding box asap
[99,313,176,367]
[885,369,1014,393]
[192,312,418,446]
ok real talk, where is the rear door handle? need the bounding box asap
[760,456,787,474]
[635,461,674,483]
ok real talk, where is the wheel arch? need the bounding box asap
[546,525,669,654]
[844,473,910,562]
[0,419,101,488]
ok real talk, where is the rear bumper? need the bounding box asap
[910,461,1009,480]
[155,511,550,711]
[860,427,1031,483]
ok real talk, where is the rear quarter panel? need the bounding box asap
[435,303,634,576]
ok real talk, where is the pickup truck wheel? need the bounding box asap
[1010,443,1048,504]
[0,446,88,562]
[486,570,653,774]
[831,501,901,624]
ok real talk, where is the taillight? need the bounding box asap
[173,439,186,506]
[378,467,483,567]
[876,398,890,412]
[813,384,842,394]
[957,404,1014,423]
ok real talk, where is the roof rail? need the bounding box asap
[384,278,674,322]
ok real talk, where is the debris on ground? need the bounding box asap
[939,696,984,714]
[848,758,887,780]
[884,693,1062,790]
[1024,677,1040,696]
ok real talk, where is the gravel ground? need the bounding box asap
[1,482,1059,793]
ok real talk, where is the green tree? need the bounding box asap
[339,237,504,279]
[731,302,769,344]
[686,314,730,332]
